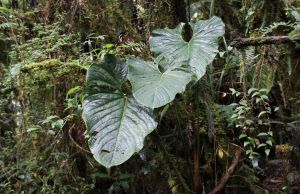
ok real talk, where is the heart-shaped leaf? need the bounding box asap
[150,16,225,80]
[83,55,157,168]
[127,58,191,109]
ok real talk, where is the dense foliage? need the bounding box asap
[1,0,300,193]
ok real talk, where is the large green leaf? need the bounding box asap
[127,58,191,109]
[82,55,157,168]
[85,55,127,90]
[149,16,225,80]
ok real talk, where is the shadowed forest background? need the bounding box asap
[1,0,300,193]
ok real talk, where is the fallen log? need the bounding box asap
[231,35,300,48]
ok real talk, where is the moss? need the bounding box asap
[275,144,293,159]
[24,59,60,71]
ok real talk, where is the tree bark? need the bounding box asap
[11,0,19,9]
[173,0,188,24]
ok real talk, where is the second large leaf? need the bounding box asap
[150,16,225,80]
[127,58,191,109]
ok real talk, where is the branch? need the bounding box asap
[209,146,244,194]
[231,35,300,48]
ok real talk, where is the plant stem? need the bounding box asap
[209,0,215,18]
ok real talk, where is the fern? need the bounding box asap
[0,22,18,30]
[245,46,257,66]
[259,21,295,35]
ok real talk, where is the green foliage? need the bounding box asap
[2,0,300,193]
[230,87,276,161]
[14,22,80,64]
[82,17,225,168]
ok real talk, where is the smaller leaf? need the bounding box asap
[257,132,268,137]
[252,151,260,156]
[42,115,59,124]
[261,95,269,101]
[256,98,262,104]
[238,109,245,115]
[249,155,254,160]
[27,126,42,133]
[67,86,82,97]
[244,141,250,147]
[160,104,170,121]
[270,120,284,125]
[265,149,270,156]
[219,51,226,58]
[287,122,296,129]
[257,143,267,148]
[239,100,248,106]
[103,43,114,49]
[245,119,254,125]
[53,119,64,129]
[266,140,273,146]
[237,115,245,119]
[246,149,252,155]
[239,134,247,139]
[259,88,269,93]
[218,149,224,159]
[258,111,267,118]
[47,130,56,136]
[229,103,239,107]
[251,92,260,98]
[236,106,244,111]
[229,88,236,95]
[248,88,257,95]
[267,131,273,136]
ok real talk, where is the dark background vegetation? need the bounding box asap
[1,0,300,193]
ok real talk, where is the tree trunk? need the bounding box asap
[173,0,188,24]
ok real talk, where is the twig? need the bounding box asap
[68,124,91,154]
[209,146,244,194]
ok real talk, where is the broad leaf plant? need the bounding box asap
[82,16,225,168]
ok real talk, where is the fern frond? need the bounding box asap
[245,46,256,66]
[259,21,295,35]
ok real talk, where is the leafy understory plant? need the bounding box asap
[230,87,276,163]
[82,16,225,168]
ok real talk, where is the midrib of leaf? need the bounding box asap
[110,94,128,164]
[152,67,164,109]
[179,27,193,67]
[187,38,191,65]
